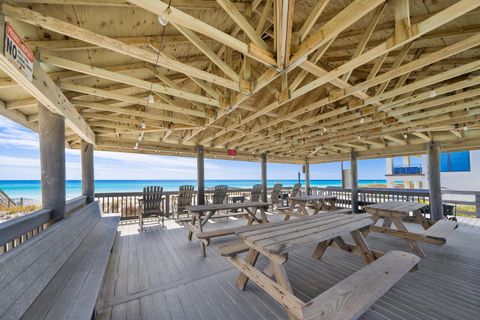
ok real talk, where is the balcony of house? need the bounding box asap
[391,165,423,175]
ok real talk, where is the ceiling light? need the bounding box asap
[158,15,169,26]
[357,136,361,140]
[403,133,408,139]
[158,7,172,26]
[464,125,469,131]
[141,122,146,129]
[430,90,437,98]
[147,94,155,104]
[360,117,365,124]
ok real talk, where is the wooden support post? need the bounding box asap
[261,153,268,203]
[38,104,65,221]
[428,141,443,220]
[197,145,205,205]
[350,150,359,213]
[81,141,94,203]
[305,157,311,195]
[476,194,480,218]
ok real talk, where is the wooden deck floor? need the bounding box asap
[96,213,480,320]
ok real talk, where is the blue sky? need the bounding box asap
[0,115,387,180]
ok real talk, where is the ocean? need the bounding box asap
[0,179,386,201]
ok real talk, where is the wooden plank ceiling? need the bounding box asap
[1,0,480,164]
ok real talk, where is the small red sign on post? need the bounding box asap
[227,149,237,156]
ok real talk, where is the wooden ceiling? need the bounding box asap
[1,0,480,164]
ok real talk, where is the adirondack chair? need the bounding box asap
[249,184,263,202]
[282,183,301,207]
[211,185,229,204]
[175,185,195,221]
[270,183,283,210]
[138,186,167,229]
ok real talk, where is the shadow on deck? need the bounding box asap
[96,214,480,320]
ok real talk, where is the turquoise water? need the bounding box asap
[0,179,386,201]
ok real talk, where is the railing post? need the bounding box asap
[476,194,480,218]
[197,145,205,205]
[38,103,66,221]
[81,141,95,203]
[261,153,267,202]
[305,157,311,195]
[428,141,443,220]
[350,150,359,213]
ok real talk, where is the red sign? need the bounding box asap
[227,149,237,156]
[4,23,35,80]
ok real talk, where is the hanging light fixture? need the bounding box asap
[145,0,172,108]
[158,4,172,26]
[147,94,155,104]
[464,125,469,131]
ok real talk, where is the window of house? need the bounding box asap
[440,151,470,172]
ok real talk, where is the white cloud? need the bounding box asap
[0,116,39,149]
[0,155,39,167]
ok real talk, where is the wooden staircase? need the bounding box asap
[0,189,16,208]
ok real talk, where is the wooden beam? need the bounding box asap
[394,0,411,42]
[275,0,295,69]
[341,3,385,82]
[0,100,37,132]
[298,0,329,43]
[40,54,220,107]
[292,0,480,99]
[127,0,276,67]
[173,24,239,81]
[216,0,268,50]
[0,17,95,144]
[2,3,240,91]
[290,0,386,67]
[75,101,199,126]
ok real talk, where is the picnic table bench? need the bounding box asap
[219,211,419,320]
[0,201,119,320]
[365,201,458,257]
[186,201,269,257]
[280,195,338,220]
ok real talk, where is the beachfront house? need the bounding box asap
[1,1,480,319]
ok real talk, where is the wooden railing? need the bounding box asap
[0,188,16,208]
[312,187,480,216]
[0,208,51,253]
[0,196,89,254]
[95,187,293,220]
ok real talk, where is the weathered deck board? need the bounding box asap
[97,215,480,320]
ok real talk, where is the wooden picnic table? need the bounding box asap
[185,201,269,257]
[282,195,337,220]
[219,211,419,320]
[364,201,458,257]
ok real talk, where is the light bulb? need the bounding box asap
[357,136,361,140]
[158,15,168,26]
[403,133,408,139]
[141,122,146,129]
[147,94,155,104]
[464,125,469,131]
[430,90,437,98]
[360,117,365,124]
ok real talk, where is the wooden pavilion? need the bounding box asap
[1,1,480,319]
